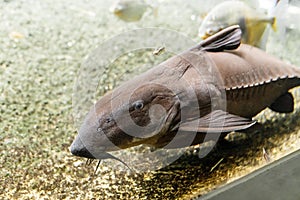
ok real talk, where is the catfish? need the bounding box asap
[70,25,300,163]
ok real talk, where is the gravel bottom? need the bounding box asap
[1,0,300,199]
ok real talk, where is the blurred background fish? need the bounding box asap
[198,0,286,48]
[110,0,158,22]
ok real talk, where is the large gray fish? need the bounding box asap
[70,25,300,162]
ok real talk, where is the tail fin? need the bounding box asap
[271,17,277,31]
[147,1,159,18]
[269,0,289,33]
[261,0,288,48]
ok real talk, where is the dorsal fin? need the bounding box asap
[191,25,242,52]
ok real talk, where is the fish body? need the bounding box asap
[70,25,300,160]
[110,0,156,22]
[199,1,279,48]
[211,44,299,117]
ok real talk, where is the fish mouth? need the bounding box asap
[70,145,96,159]
[70,140,132,171]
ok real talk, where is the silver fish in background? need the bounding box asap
[70,26,300,166]
[110,0,158,22]
[198,0,285,48]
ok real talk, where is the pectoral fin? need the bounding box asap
[179,110,256,133]
[269,92,294,113]
[192,25,242,52]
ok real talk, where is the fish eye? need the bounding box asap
[132,100,144,110]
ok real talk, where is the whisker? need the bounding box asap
[105,153,133,172]
[86,158,94,166]
[94,160,102,174]
[93,152,133,172]
[86,152,134,174]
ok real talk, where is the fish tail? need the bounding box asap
[145,0,158,18]
[269,0,289,36]
[271,17,277,31]
[152,6,158,18]
[268,0,288,17]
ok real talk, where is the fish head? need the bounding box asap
[70,81,180,159]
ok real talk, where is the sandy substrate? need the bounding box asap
[1,0,299,199]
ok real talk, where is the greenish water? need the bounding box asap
[1,0,299,199]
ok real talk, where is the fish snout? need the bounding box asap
[70,138,96,159]
[70,121,122,159]
[70,134,127,166]
[70,145,95,159]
